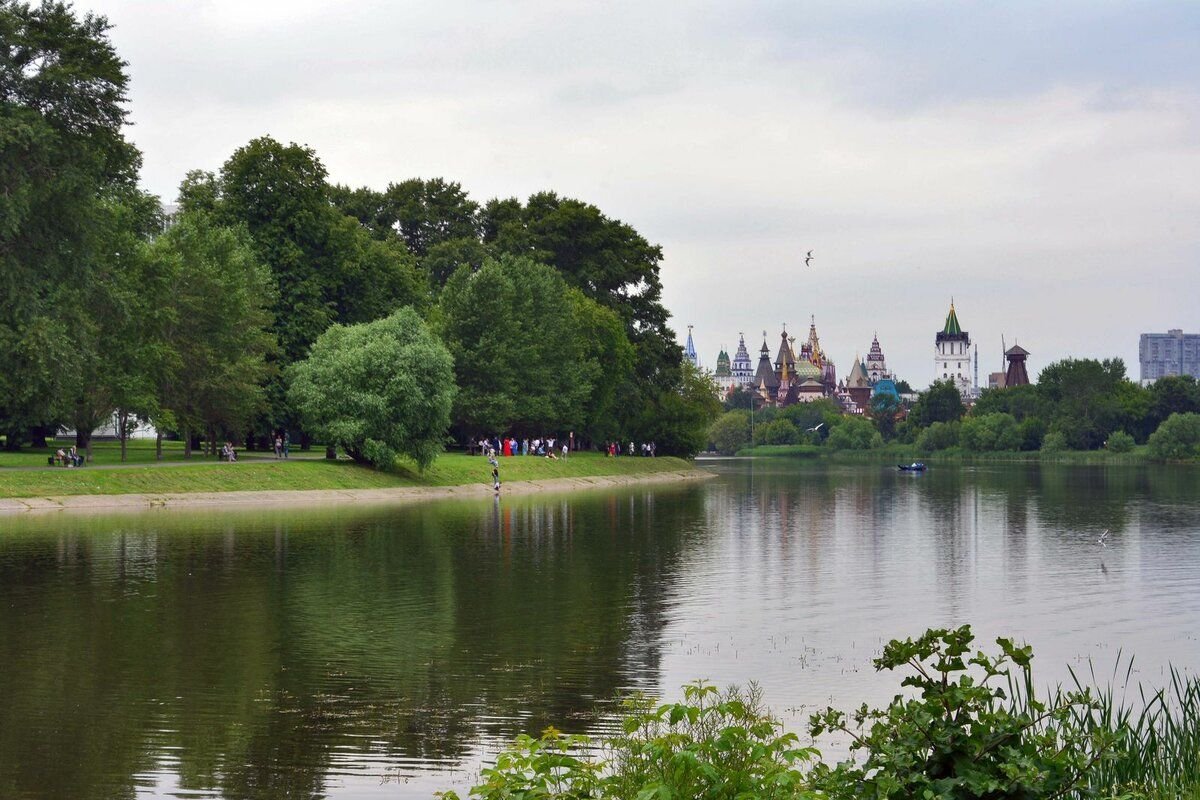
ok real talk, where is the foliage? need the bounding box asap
[0,0,139,442]
[809,626,1110,800]
[1146,413,1200,461]
[437,255,595,438]
[972,384,1044,422]
[1037,358,1129,450]
[150,210,276,450]
[724,385,756,411]
[1148,375,1200,427]
[913,380,966,427]
[960,412,1021,452]
[1018,416,1046,451]
[1106,430,1135,453]
[780,399,839,440]
[709,411,751,455]
[1041,430,1068,454]
[916,421,960,454]
[825,417,882,451]
[440,681,817,800]
[870,392,902,440]
[755,418,800,446]
[631,362,724,457]
[288,308,455,469]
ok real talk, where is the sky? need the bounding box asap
[89,0,1199,387]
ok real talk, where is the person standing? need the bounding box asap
[283,431,290,459]
[274,434,283,459]
[492,466,501,493]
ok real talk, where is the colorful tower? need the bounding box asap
[683,325,698,367]
[935,300,974,398]
[730,333,754,386]
[713,348,735,394]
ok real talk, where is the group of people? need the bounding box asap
[272,432,291,459]
[51,446,84,467]
[477,433,574,460]
[220,441,238,462]
[605,441,657,458]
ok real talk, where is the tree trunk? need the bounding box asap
[118,410,128,463]
[156,430,163,461]
[30,425,49,449]
[183,426,192,459]
[325,445,336,460]
[76,429,92,461]
[301,431,312,451]
[244,430,255,451]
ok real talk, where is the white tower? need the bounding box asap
[730,332,754,386]
[935,300,974,398]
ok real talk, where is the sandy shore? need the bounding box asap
[0,468,715,515]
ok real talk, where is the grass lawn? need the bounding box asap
[0,438,323,468]
[0,451,696,498]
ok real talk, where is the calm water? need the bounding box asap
[1,460,1199,799]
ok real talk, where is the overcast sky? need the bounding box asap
[91,0,1199,387]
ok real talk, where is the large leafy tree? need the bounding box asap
[0,0,140,445]
[912,379,966,427]
[1036,358,1128,450]
[149,211,276,456]
[289,307,455,469]
[438,255,594,438]
[630,362,723,457]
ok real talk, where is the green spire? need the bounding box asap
[943,300,961,335]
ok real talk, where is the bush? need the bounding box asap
[288,308,456,469]
[755,418,800,446]
[960,412,1020,452]
[1147,412,1200,460]
[1018,416,1046,450]
[709,411,750,455]
[809,626,1106,800]
[825,417,880,450]
[915,420,959,454]
[1041,430,1068,454]
[439,682,816,800]
[1106,430,1135,453]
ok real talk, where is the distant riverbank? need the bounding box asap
[732,443,1183,465]
[0,452,712,512]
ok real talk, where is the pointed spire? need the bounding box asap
[943,301,962,336]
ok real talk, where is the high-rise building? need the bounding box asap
[1139,329,1200,384]
[935,300,975,398]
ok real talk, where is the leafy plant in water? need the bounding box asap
[808,625,1114,800]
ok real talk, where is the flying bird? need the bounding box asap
[805,250,814,267]
[806,423,824,433]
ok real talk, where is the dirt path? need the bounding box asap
[0,469,715,515]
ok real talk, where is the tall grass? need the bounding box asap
[1063,659,1200,799]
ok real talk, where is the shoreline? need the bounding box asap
[0,467,715,515]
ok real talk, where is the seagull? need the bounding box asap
[805,250,814,267]
[806,423,824,433]
[1098,529,1111,548]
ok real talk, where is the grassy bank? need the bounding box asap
[734,443,1162,465]
[0,452,696,498]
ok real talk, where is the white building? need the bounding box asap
[935,301,976,398]
[865,333,892,384]
[730,333,754,387]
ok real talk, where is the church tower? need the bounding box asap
[935,301,974,397]
[684,325,698,367]
[730,333,754,386]
[865,333,891,385]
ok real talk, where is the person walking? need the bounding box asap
[282,431,290,459]
[492,466,501,493]
[274,434,283,459]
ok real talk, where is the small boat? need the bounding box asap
[898,462,927,472]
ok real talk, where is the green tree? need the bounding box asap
[826,417,882,451]
[149,211,276,456]
[1105,430,1135,453]
[960,412,1020,452]
[288,308,455,469]
[0,0,139,445]
[1040,430,1068,454]
[1036,358,1127,450]
[631,362,723,457]
[568,290,636,444]
[724,385,755,411]
[709,411,751,455]
[869,393,902,440]
[1149,375,1200,426]
[912,380,965,427]
[754,418,799,446]
[916,421,960,454]
[382,178,480,256]
[1147,413,1200,461]
[438,255,592,437]
[972,384,1043,421]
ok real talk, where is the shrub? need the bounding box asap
[809,626,1107,800]
[1106,430,1135,453]
[825,417,880,450]
[1018,416,1046,450]
[1147,412,1200,460]
[1041,430,1068,454]
[709,411,750,455]
[915,420,959,454]
[960,412,1020,452]
[439,682,817,800]
[288,308,456,469]
[755,418,800,446]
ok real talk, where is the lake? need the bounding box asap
[1,459,1198,799]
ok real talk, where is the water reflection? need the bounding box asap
[0,463,1198,799]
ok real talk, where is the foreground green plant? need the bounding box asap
[808,626,1113,799]
[438,681,817,799]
